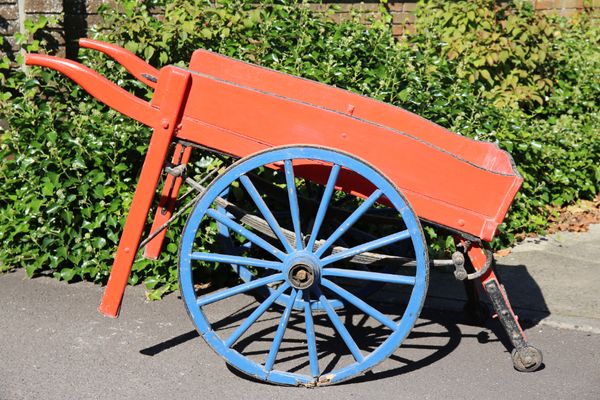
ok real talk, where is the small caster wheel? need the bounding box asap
[511,345,543,372]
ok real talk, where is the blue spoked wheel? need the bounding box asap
[179,146,429,386]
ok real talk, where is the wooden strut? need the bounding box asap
[98,68,192,318]
[143,143,193,259]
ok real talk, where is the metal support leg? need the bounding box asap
[453,237,488,323]
[468,243,543,372]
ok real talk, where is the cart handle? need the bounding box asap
[25,53,159,128]
[79,38,159,89]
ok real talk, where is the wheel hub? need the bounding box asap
[288,263,316,289]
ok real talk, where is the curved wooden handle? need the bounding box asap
[25,53,159,128]
[79,38,159,88]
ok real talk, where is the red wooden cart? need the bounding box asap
[25,38,542,385]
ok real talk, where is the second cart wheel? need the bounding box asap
[179,145,429,385]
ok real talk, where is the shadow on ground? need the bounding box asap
[139,283,545,385]
[495,263,551,324]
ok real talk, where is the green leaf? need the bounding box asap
[60,268,77,282]
[480,69,493,85]
[201,28,213,39]
[166,242,178,253]
[25,263,38,278]
[144,46,155,60]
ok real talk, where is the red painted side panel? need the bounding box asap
[172,69,522,241]
[189,50,516,175]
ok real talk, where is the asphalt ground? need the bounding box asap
[2,225,599,399]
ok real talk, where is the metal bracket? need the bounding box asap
[165,163,187,177]
[141,72,158,83]
[454,240,493,280]
[452,251,468,280]
[466,245,493,280]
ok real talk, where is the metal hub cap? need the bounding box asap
[288,263,316,289]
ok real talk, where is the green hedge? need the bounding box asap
[1,0,598,297]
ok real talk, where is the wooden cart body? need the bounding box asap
[25,39,522,315]
[182,50,521,242]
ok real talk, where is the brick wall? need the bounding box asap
[1,0,110,59]
[1,0,598,60]
[325,1,599,35]
[0,0,20,55]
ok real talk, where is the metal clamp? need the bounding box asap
[452,251,468,280]
[165,163,186,177]
[452,241,493,281]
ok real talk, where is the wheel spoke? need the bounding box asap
[321,279,397,331]
[302,290,320,377]
[315,189,383,257]
[322,268,416,286]
[225,283,290,348]
[191,252,282,271]
[196,273,284,307]
[284,160,303,250]
[206,208,285,261]
[319,291,364,363]
[264,289,299,371]
[321,229,411,266]
[239,175,294,254]
[306,164,341,252]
